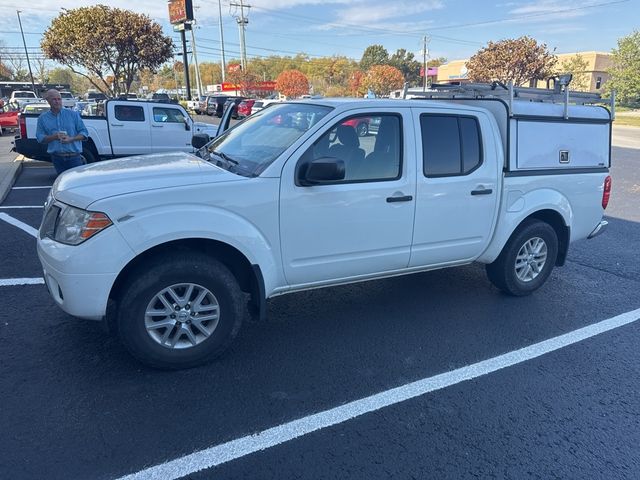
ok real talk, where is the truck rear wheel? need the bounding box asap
[117,253,244,369]
[486,219,558,296]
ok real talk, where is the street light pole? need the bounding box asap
[16,10,36,92]
[218,0,226,82]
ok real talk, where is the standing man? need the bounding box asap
[36,89,89,174]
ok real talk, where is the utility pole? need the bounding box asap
[422,35,430,92]
[16,10,36,92]
[190,25,203,97]
[230,1,250,70]
[218,0,226,82]
[180,26,191,100]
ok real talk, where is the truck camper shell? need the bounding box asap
[406,82,613,173]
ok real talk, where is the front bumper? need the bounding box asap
[37,221,135,321]
[587,220,608,239]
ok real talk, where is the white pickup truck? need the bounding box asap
[9,90,41,110]
[37,84,613,369]
[14,99,218,163]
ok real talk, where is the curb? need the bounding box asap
[0,158,23,204]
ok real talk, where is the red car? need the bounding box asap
[341,117,371,136]
[237,99,256,118]
[0,108,19,135]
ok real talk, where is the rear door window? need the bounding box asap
[421,114,482,177]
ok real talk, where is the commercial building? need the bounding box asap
[436,51,612,93]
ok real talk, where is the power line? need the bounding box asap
[411,0,630,33]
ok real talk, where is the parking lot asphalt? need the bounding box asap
[0,131,639,480]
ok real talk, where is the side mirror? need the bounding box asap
[191,133,209,149]
[300,157,345,186]
[184,117,191,131]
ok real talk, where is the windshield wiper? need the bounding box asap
[211,150,239,168]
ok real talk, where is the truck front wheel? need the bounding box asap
[117,253,244,369]
[82,148,99,164]
[486,219,558,296]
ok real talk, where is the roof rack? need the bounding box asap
[403,81,616,120]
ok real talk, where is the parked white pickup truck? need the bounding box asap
[14,99,218,163]
[9,90,41,110]
[37,84,613,369]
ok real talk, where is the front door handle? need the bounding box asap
[386,195,413,203]
[110,123,124,127]
[471,188,493,196]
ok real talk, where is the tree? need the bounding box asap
[466,36,557,86]
[0,41,14,80]
[276,69,309,98]
[389,49,421,85]
[362,65,404,97]
[360,45,389,71]
[41,5,173,96]
[48,67,91,94]
[559,54,590,91]
[226,67,261,96]
[428,57,448,68]
[349,70,366,97]
[606,30,640,104]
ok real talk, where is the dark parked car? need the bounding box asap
[85,92,108,102]
[206,95,245,117]
[150,92,176,103]
[223,97,246,119]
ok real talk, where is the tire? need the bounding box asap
[117,253,244,369]
[82,147,99,164]
[486,219,558,296]
[356,122,368,137]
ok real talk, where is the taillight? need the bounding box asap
[19,113,27,138]
[602,175,612,210]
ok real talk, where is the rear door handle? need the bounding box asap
[471,188,493,196]
[386,195,413,203]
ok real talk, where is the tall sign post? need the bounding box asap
[168,0,194,100]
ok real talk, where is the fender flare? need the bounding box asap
[478,188,572,264]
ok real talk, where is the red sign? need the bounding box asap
[221,81,277,92]
[168,0,193,25]
[227,64,242,73]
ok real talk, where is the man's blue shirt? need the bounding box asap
[36,108,89,154]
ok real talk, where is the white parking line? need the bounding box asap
[0,213,39,237]
[12,186,52,190]
[0,278,44,287]
[116,306,640,480]
[0,206,43,209]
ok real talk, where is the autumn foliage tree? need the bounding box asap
[41,5,173,96]
[276,69,309,98]
[362,65,404,97]
[226,68,261,96]
[349,70,366,97]
[466,36,557,86]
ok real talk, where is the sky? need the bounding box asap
[0,0,638,70]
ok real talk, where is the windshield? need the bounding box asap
[204,103,332,177]
[60,92,73,98]
[15,92,36,98]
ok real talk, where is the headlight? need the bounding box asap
[54,205,113,245]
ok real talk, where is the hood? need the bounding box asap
[193,122,217,135]
[53,151,239,209]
